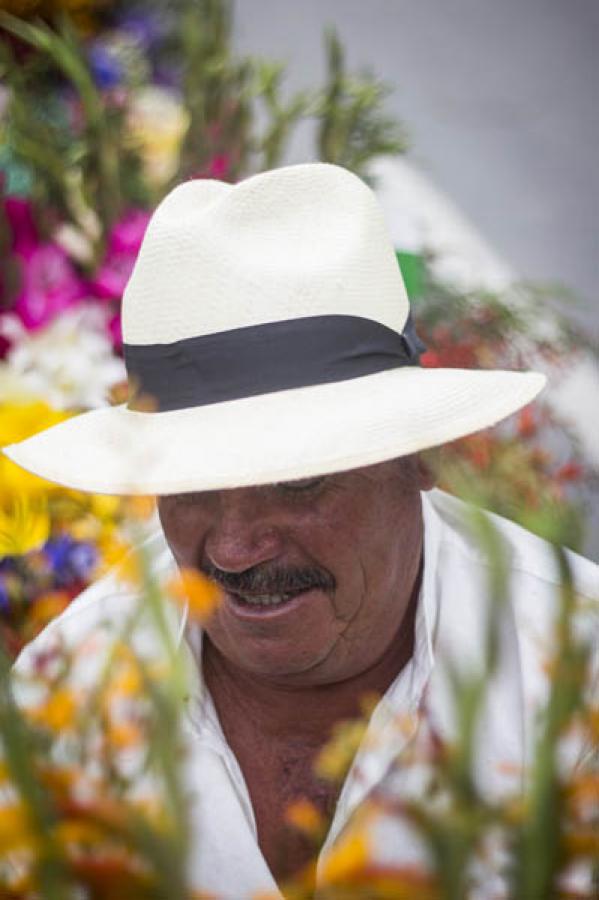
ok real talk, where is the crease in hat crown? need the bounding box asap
[122,162,410,346]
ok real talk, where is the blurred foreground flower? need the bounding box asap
[0,497,49,557]
[166,568,222,623]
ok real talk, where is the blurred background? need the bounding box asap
[233,0,599,556]
[234,0,599,332]
[0,0,597,655]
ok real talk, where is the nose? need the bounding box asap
[204,488,284,573]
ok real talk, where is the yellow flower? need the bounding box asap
[320,832,369,885]
[90,494,123,522]
[109,661,143,699]
[0,401,70,502]
[121,495,156,521]
[55,817,107,850]
[166,568,222,622]
[27,686,78,732]
[0,803,35,854]
[0,497,50,556]
[99,535,143,586]
[314,717,368,783]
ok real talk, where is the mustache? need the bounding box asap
[200,559,336,596]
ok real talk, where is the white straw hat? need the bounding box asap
[3,163,545,495]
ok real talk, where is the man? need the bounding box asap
[5,164,598,898]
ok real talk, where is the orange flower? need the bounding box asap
[166,568,221,622]
[25,591,71,639]
[566,772,599,816]
[563,829,599,859]
[122,495,156,521]
[285,798,325,837]
[107,720,145,750]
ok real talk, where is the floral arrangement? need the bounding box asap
[279,537,599,900]
[0,0,406,651]
[414,278,598,552]
[0,517,596,899]
[0,0,596,652]
[0,531,208,900]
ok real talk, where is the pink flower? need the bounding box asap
[89,251,137,300]
[207,154,231,180]
[88,209,150,301]
[2,196,86,332]
[107,310,123,351]
[4,196,38,256]
[109,209,151,254]
[13,242,86,331]
[192,154,232,181]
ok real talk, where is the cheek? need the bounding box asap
[330,490,422,600]
[157,503,205,565]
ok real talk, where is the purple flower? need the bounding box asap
[44,535,97,586]
[117,10,167,51]
[88,43,125,89]
[0,578,10,615]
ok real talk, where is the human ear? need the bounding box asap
[415,451,437,491]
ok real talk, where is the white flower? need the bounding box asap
[127,86,190,185]
[0,307,126,410]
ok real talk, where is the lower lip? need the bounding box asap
[224,588,319,620]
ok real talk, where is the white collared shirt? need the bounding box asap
[12,491,599,899]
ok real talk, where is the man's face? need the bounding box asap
[158,457,432,686]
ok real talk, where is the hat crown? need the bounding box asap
[122,163,409,345]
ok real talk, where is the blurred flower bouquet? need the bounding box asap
[0,516,596,899]
[414,278,599,552]
[0,0,596,641]
[0,533,214,900]
[0,0,406,651]
[280,534,599,900]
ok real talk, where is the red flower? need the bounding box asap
[516,406,538,439]
[555,461,583,483]
[420,350,441,368]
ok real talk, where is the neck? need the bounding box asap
[200,575,420,743]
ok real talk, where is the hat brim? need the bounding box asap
[3,367,545,495]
